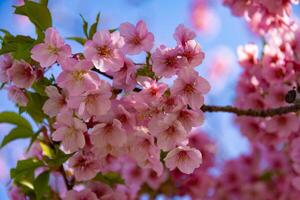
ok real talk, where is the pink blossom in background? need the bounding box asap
[9,186,26,200]
[120,20,154,55]
[207,46,235,91]
[13,0,31,32]
[190,1,221,36]
[31,27,71,68]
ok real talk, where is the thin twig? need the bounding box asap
[91,67,300,117]
[201,104,300,117]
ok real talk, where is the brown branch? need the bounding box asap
[200,104,300,117]
[59,165,72,190]
[91,67,300,118]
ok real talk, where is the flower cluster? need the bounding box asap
[1,19,210,199]
[224,0,299,35]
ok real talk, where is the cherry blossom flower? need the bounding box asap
[164,146,202,174]
[84,30,124,72]
[69,150,100,181]
[7,60,36,88]
[173,24,196,46]
[87,182,114,199]
[120,20,154,54]
[0,54,13,83]
[107,57,137,92]
[91,119,127,148]
[180,40,205,68]
[42,86,67,117]
[64,189,98,200]
[237,43,259,69]
[171,68,210,110]
[31,27,71,68]
[7,86,28,106]
[68,80,112,120]
[265,114,299,137]
[52,111,87,153]
[56,58,99,95]
[152,45,187,77]
[148,114,187,151]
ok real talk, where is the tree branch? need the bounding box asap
[91,67,300,118]
[200,104,300,117]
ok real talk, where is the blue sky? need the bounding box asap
[2,0,298,199]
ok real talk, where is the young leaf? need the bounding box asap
[93,172,125,186]
[39,142,55,158]
[1,126,34,148]
[0,111,32,130]
[88,12,100,39]
[14,0,52,31]
[32,77,52,96]
[80,14,89,38]
[11,158,44,181]
[33,171,50,200]
[0,34,35,60]
[21,92,48,123]
[45,148,74,168]
[66,37,86,45]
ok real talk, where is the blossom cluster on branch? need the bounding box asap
[0,0,300,199]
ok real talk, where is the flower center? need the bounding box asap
[97,45,111,57]
[130,36,141,45]
[47,45,59,54]
[184,84,195,94]
[165,56,177,66]
[72,71,86,81]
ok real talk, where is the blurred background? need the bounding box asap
[0,0,299,199]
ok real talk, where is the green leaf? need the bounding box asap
[11,158,44,181]
[80,14,89,38]
[14,0,52,31]
[0,111,32,129]
[0,83,5,90]
[32,77,52,96]
[160,150,168,162]
[88,12,100,39]
[260,171,274,181]
[33,171,50,200]
[93,172,124,186]
[1,126,34,148]
[136,66,155,79]
[40,0,48,6]
[66,37,86,45]
[109,28,118,33]
[39,142,55,158]
[45,148,74,168]
[21,92,48,123]
[0,33,35,60]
